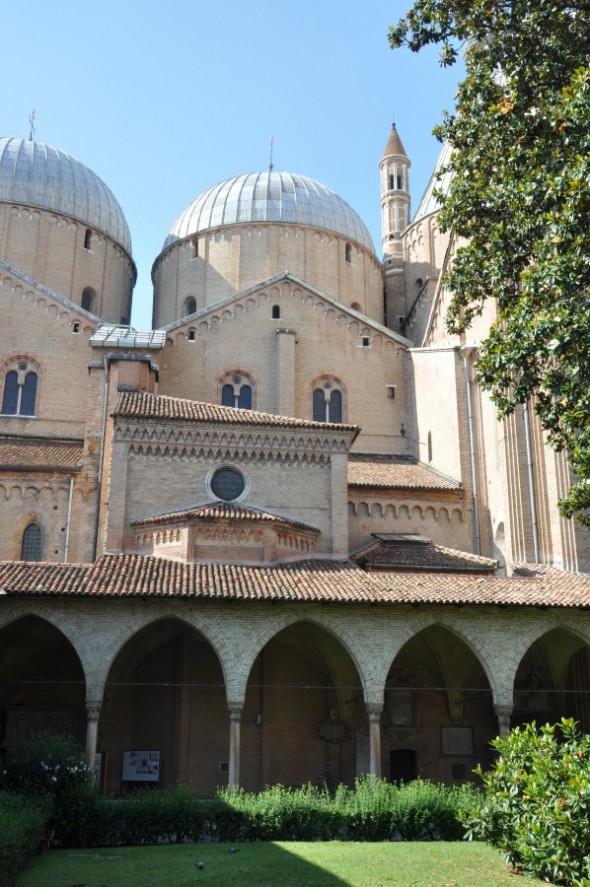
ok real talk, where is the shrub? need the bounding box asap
[216,776,473,843]
[461,718,590,886]
[96,785,220,846]
[2,734,99,848]
[0,791,50,887]
[333,776,476,841]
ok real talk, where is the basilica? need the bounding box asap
[1,126,589,794]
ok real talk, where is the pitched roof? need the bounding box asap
[163,271,413,348]
[352,535,497,573]
[0,561,90,594]
[348,454,461,491]
[131,502,319,534]
[113,389,359,435]
[0,435,83,472]
[368,566,590,608]
[1,556,590,609]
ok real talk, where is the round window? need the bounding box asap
[210,466,245,502]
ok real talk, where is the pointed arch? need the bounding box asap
[21,522,42,561]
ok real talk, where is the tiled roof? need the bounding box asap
[113,390,359,434]
[352,536,497,573]
[131,502,319,534]
[0,436,83,471]
[348,454,461,491]
[368,566,590,608]
[1,556,590,609]
[0,561,90,594]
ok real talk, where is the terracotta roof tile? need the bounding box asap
[0,561,90,594]
[113,390,359,434]
[348,454,460,491]
[368,566,590,607]
[0,436,83,471]
[1,556,590,609]
[82,556,374,602]
[131,502,319,534]
[352,536,497,573]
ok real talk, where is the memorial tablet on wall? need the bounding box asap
[441,727,474,756]
[122,750,160,782]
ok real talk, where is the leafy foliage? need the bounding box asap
[80,777,475,846]
[0,792,50,887]
[2,734,99,847]
[462,719,590,885]
[390,1,590,523]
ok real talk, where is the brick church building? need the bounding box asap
[1,128,589,793]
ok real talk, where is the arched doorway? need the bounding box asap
[100,619,226,794]
[243,621,365,791]
[514,629,590,732]
[0,616,86,754]
[384,625,496,783]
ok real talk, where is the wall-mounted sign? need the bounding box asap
[441,727,474,756]
[122,750,160,782]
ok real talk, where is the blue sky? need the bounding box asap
[3,1,462,329]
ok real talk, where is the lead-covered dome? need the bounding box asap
[0,137,132,255]
[164,172,375,253]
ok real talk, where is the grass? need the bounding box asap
[19,841,545,886]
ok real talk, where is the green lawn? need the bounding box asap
[19,841,545,886]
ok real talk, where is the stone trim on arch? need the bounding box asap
[224,606,385,704]
[498,612,590,701]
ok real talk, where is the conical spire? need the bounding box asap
[383,122,408,159]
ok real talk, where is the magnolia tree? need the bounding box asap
[390,1,590,524]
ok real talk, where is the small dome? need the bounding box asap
[0,138,132,255]
[164,172,375,253]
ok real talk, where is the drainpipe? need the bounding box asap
[523,400,540,563]
[461,348,481,554]
[63,477,74,562]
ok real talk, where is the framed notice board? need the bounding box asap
[121,750,161,782]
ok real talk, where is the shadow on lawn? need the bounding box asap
[22,842,352,887]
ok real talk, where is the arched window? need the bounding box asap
[272,304,281,319]
[2,361,39,416]
[184,296,197,316]
[84,228,92,250]
[2,371,18,414]
[345,243,352,263]
[220,373,254,409]
[81,287,95,312]
[21,372,38,416]
[312,379,345,423]
[21,522,42,561]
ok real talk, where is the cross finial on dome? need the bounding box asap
[28,109,36,142]
[269,135,274,174]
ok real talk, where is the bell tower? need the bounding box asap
[380,123,411,330]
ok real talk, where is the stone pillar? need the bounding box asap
[494,703,513,737]
[228,704,244,789]
[366,703,383,778]
[85,701,102,771]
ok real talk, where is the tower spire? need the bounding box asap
[380,120,411,257]
[380,121,411,332]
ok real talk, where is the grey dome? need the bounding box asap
[164,172,375,253]
[0,138,132,255]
